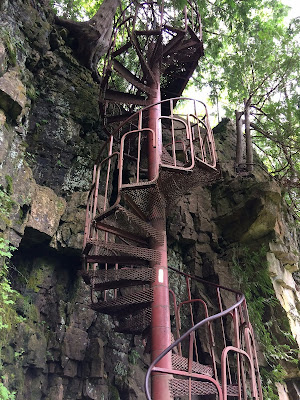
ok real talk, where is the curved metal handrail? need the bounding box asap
[144,294,246,400]
[167,265,243,296]
[111,97,211,138]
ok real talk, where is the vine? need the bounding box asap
[232,245,299,400]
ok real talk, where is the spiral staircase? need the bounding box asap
[80,2,263,399]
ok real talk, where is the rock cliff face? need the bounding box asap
[0,1,299,399]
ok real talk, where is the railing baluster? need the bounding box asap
[217,287,232,385]
[186,278,199,363]
[104,261,108,301]
[171,117,176,167]
[114,263,118,299]
[137,130,141,183]
[233,307,243,400]
[169,289,182,356]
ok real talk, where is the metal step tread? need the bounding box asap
[116,307,151,334]
[169,378,239,397]
[122,184,166,221]
[86,240,161,262]
[171,354,213,377]
[113,206,164,244]
[79,267,155,290]
[91,288,153,314]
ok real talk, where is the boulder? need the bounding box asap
[26,185,66,238]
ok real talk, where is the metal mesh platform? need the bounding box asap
[116,307,152,334]
[171,354,213,377]
[87,240,161,262]
[79,267,155,290]
[158,164,220,209]
[121,162,219,220]
[169,378,239,397]
[91,288,153,314]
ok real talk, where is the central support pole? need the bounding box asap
[148,52,173,400]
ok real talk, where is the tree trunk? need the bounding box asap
[55,0,119,73]
[244,99,253,172]
[235,109,243,169]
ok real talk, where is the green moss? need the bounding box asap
[128,349,139,365]
[5,176,13,196]
[113,361,127,377]
[26,86,37,101]
[109,384,120,400]
[27,268,45,293]
[16,296,39,322]
[0,184,15,226]
[232,245,299,399]
[1,29,17,67]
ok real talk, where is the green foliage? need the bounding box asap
[0,182,15,228]
[0,380,15,400]
[0,239,20,399]
[50,0,104,20]
[193,0,300,213]
[128,349,140,365]
[0,238,19,333]
[0,29,17,67]
[0,182,21,399]
[232,245,299,399]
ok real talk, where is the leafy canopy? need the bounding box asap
[192,0,300,213]
[51,0,300,213]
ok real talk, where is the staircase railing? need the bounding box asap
[84,97,216,244]
[145,266,263,400]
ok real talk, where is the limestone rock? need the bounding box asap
[61,356,77,377]
[0,40,7,76]
[269,241,299,272]
[26,332,47,370]
[0,109,6,125]
[45,377,64,400]
[88,338,105,378]
[27,185,66,238]
[52,191,88,250]
[62,326,89,361]
[0,70,26,120]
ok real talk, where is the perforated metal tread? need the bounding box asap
[86,240,161,263]
[98,206,164,245]
[79,267,155,290]
[116,307,151,334]
[122,184,166,221]
[171,354,213,377]
[169,378,239,397]
[91,288,153,314]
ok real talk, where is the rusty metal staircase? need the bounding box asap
[80,96,263,398]
[80,1,263,399]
